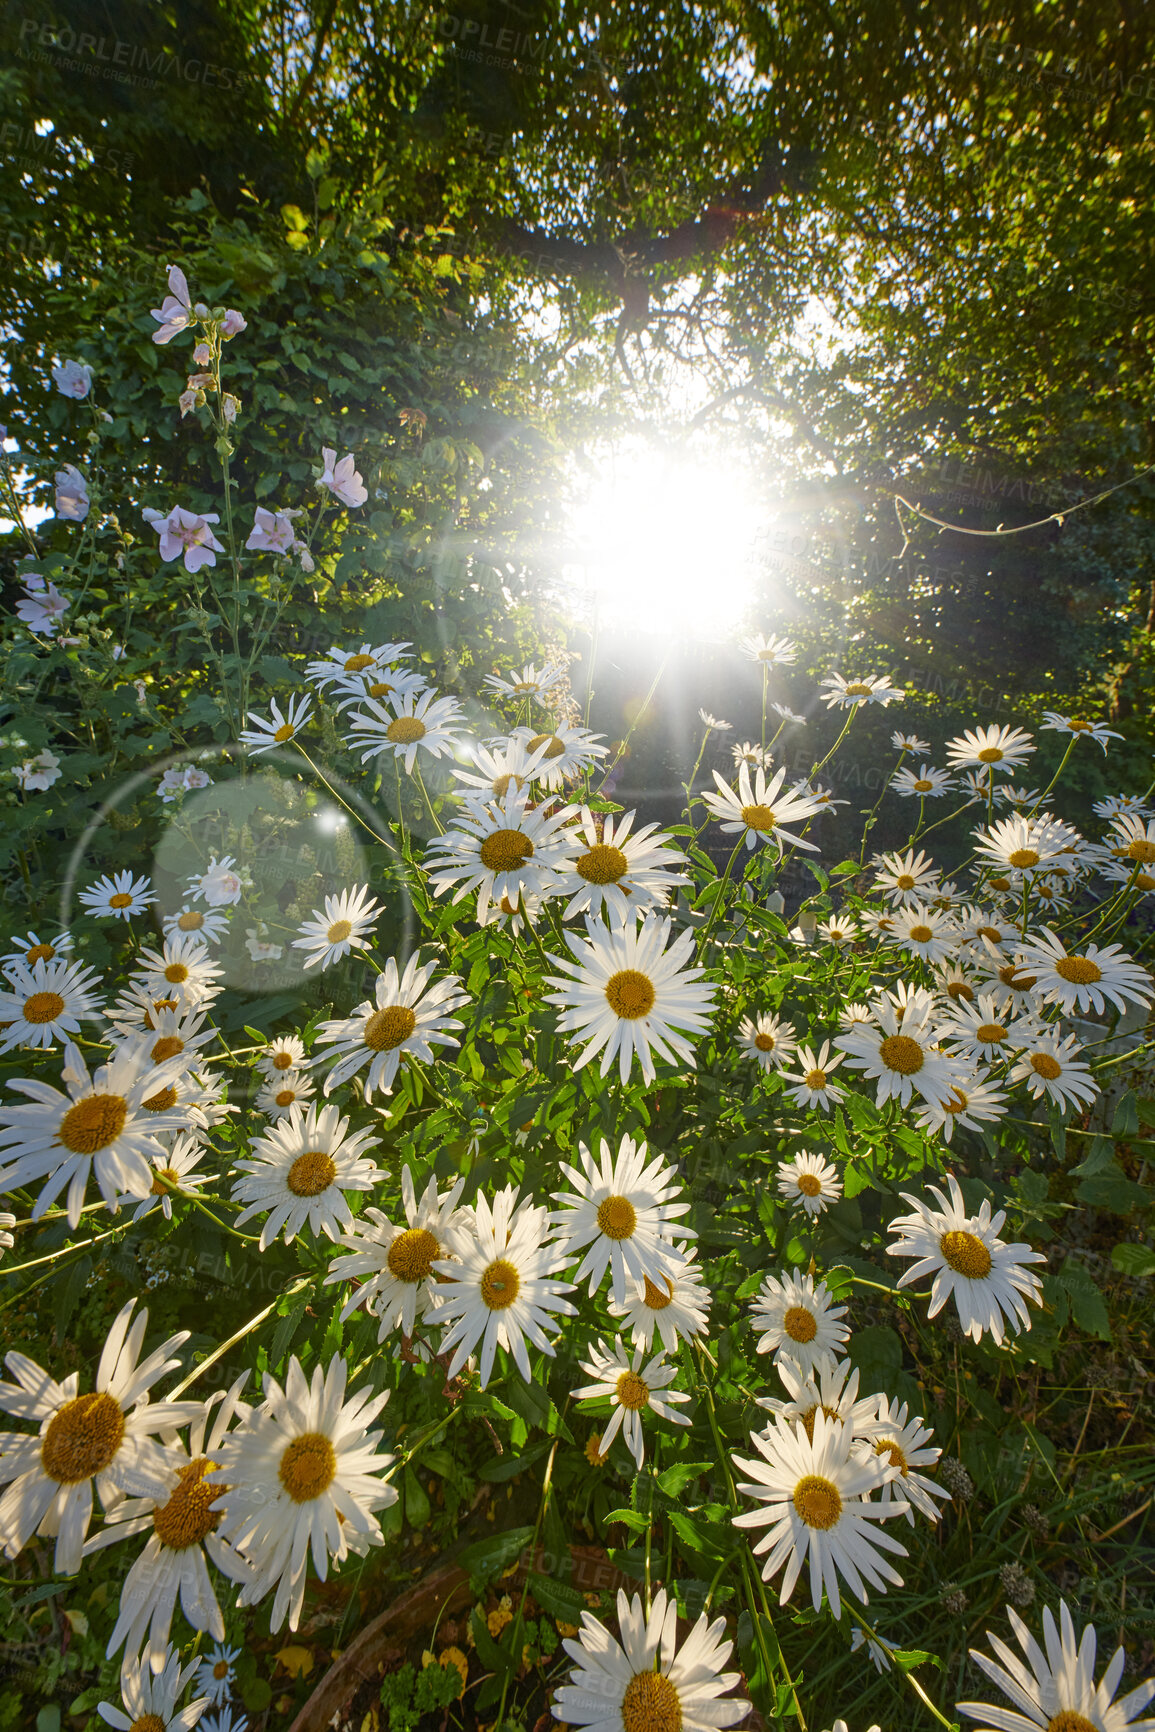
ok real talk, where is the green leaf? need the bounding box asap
[654,1461,713,1498]
[455,1525,535,1576]
[52,1254,93,1337]
[1111,1242,1155,1276]
[1056,1260,1112,1339]
[403,1467,431,1528]
[477,1439,551,1481]
[1112,1090,1139,1137]
[241,1679,273,1713]
[470,1608,516,1675]
[892,1648,939,1671]
[528,1572,586,1620]
[269,1297,308,1367]
[604,1508,652,1532]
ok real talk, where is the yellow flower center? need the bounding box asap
[345,653,374,671]
[977,746,1004,762]
[943,1088,968,1115]
[843,682,872,697]
[1126,838,1155,862]
[387,1227,440,1282]
[151,1167,181,1194]
[275,1088,297,1106]
[327,919,353,943]
[1135,872,1155,890]
[913,778,933,792]
[147,1036,183,1065]
[25,943,55,963]
[997,963,1037,989]
[1054,956,1102,985]
[804,1068,827,1089]
[874,1439,909,1475]
[58,1093,128,1153]
[153,1456,223,1549]
[287,1150,337,1196]
[479,828,535,872]
[895,873,916,890]
[1030,1052,1063,1080]
[363,1004,417,1051]
[129,1717,166,1732]
[596,1195,637,1240]
[946,981,974,1002]
[908,924,933,943]
[878,1035,924,1075]
[605,969,655,1019]
[1046,1715,1098,1732]
[740,803,776,831]
[272,1051,294,1070]
[616,1371,650,1411]
[795,1173,822,1197]
[142,1085,179,1113]
[976,924,1003,943]
[577,844,629,884]
[480,1258,520,1310]
[41,1391,125,1483]
[23,991,65,1024]
[754,1032,775,1051]
[940,1229,993,1279]
[792,1474,842,1528]
[165,963,189,984]
[1008,848,1040,868]
[177,911,204,930]
[975,1022,1007,1044]
[368,681,394,699]
[527,733,565,760]
[273,722,296,742]
[213,1661,229,1679]
[279,1432,337,1502]
[109,892,134,909]
[642,1276,674,1310]
[621,1671,682,1732]
[491,771,526,798]
[783,1305,818,1343]
[387,717,426,744]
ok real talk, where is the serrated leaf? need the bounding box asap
[604,1508,652,1532]
[654,1461,713,1497]
[527,1571,585,1620]
[455,1524,535,1576]
[1110,1242,1155,1277]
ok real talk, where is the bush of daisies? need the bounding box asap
[1,267,1154,1732]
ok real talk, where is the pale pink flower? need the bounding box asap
[14,576,69,636]
[51,360,93,399]
[54,464,90,522]
[12,750,61,792]
[142,505,225,573]
[246,507,302,554]
[150,264,194,344]
[178,390,198,419]
[318,447,367,508]
[221,395,239,424]
[193,341,212,366]
[220,310,247,338]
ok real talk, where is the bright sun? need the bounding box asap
[562,445,765,636]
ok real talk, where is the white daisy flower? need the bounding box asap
[96,1647,208,1732]
[0,1214,15,1259]
[1104,813,1155,865]
[0,956,105,1051]
[291,884,383,970]
[892,732,931,754]
[195,1644,242,1706]
[835,1003,962,1110]
[1014,927,1153,1018]
[1095,793,1150,820]
[0,1300,200,1575]
[312,954,467,1101]
[255,1072,317,1119]
[913,1072,1009,1143]
[572,1338,691,1469]
[478,887,546,935]
[780,1041,846,1111]
[209,1355,398,1633]
[544,914,715,1085]
[239,693,313,755]
[838,1002,875,1030]
[551,1134,694,1307]
[772,703,807,725]
[329,663,428,716]
[974,946,1047,1015]
[886,1174,1045,1344]
[78,870,155,920]
[973,815,1066,878]
[256,1034,308,1078]
[956,906,1016,951]
[732,1411,908,1616]
[1040,711,1123,751]
[818,915,858,945]
[230,1102,380,1249]
[872,848,941,906]
[450,735,552,802]
[755,1354,877,1440]
[879,979,941,1020]
[776,1151,843,1216]
[1,929,74,971]
[1095,856,1155,897]
[83,1376,253,1669]
[751,1270,849,1379]
[698,710,733,731]
[740,631,798,665]
[132,935,224,1011]
[161,906,231,944]
[551,1586,749,1732]
[345,687,465,774]
[937,993,1039,1065]
[425,787,579,925]
[854,1397,949,1525]
[304,641,413,689]
[186,855,245,908]
[0,1039,187,1226]
[701,762,825,854]
[737,1011,798,1071]
[851,1625,899,1674]
[886,902,958,966]
[1007,1030,1098,1111]
[324,1166,470,1341]
[945,724,1035,774]
[608,1246,711,1353]
[732,740,772,770]
[891,764,955,799]
[794,779,849,815]
[484,662,564,702]
[126,1133,214,1222]
[434,1186,576,1387]
[512,723,609,790]
[819,672,905,709]
[103,983,185,1037]
[993,783,1043,809]
[553,807,689,927]
[958,1600,1155,1732]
